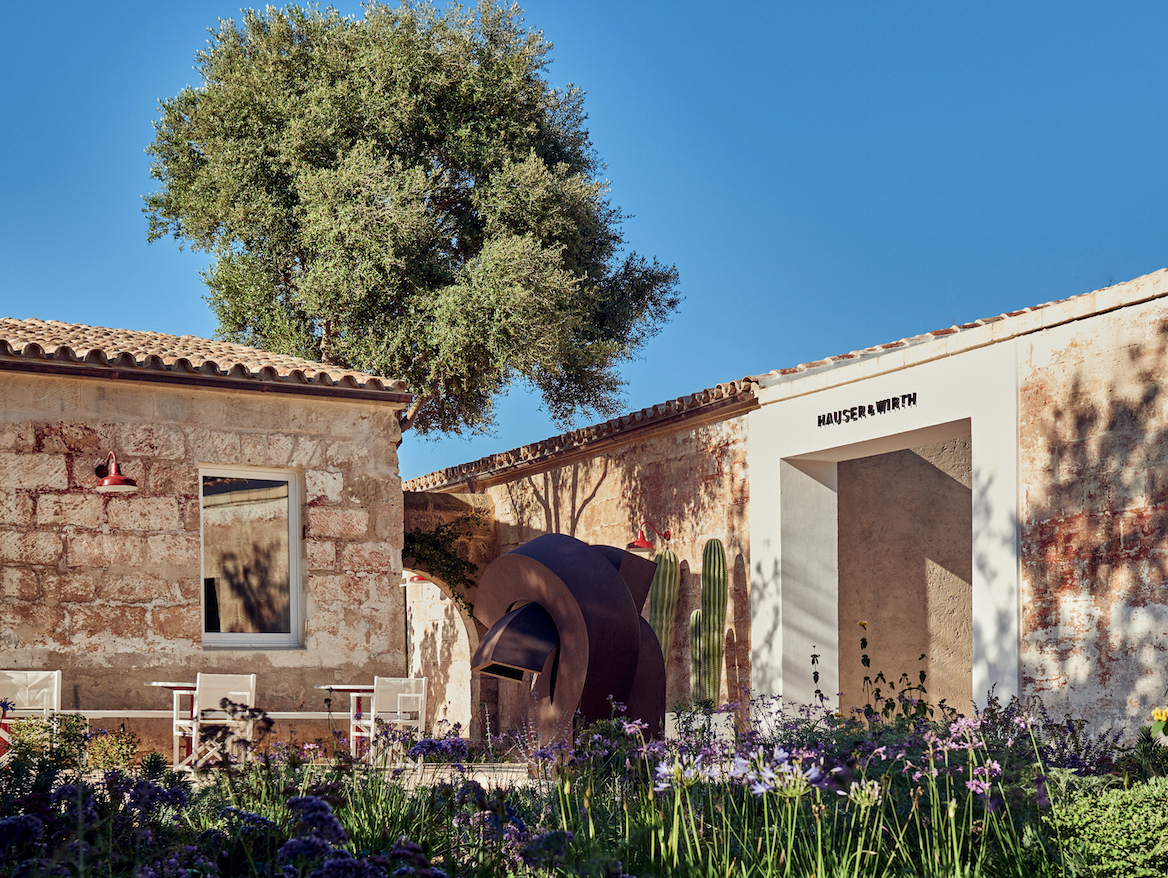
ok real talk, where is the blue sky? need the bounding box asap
[3,2,1167,480]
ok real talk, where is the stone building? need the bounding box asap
[0,319,410,749]
[403,379,756,733]
[408,269,1168,735]
[6,267,1168,746]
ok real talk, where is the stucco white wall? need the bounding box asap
[750,342,1019,709]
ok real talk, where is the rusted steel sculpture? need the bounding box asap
[471,533,667,741]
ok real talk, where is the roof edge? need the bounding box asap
[753,268,1168,403]
[403,380,757,492]
[0,351,412,404]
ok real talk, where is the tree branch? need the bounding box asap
[398,377,441,435]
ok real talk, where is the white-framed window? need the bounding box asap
[200,465,303,648]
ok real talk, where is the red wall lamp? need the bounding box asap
[627,521,670,551]
[94,452,138,494]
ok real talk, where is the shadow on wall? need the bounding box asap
[488,419,750,715]
[751,551,782,695]
[1021,318,1168,732]
[500,458,610,547]
[405,572,479,738]
[416,599,453,733]
[613,422,750,712]
[837,443,972,718]
[615,421,747,548]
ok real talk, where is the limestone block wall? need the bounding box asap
[1020,297,1168,730]
[0,371,405,750]
[479,414,751,731]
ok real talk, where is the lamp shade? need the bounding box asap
[95,453,138,494]
[627,529,656,551]
[626,521,670,551]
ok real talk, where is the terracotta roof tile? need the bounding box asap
[402,377,758,492]
[0,318,411,400]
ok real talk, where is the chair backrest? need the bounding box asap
[0,670,61,713]
[194,673,256,716]
[371,676,426,726]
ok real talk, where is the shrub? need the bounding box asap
[7,713,89,772]
[1055,776,1168,877]
[87,727,140,771]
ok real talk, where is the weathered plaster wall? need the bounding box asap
[476,415,751,732]
[401,491,496,739]
[1020,298,1168,729]
[404,578,471,734]
[837,438,973,716]
[0,371,404,750]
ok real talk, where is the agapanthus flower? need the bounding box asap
[729,746,815,798]
[653,753,715,792]
[621,719,648,736]
[845,779,882,809]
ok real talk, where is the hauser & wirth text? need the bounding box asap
[817,393,918,427]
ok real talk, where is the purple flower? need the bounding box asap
[279,836,334,862]
[386,836,446,877]
[621,719,648,736]
[965,779,991,795]
[51,785,98,827]
[0,814,45,850]
[521,830,575,869]
[286,796,348,845]
[308,853,381,878]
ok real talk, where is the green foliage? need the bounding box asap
[402,510,483,615]
[856,621,933,722]
[140,749,191,792]
[86,727,141,771]
[1116,725,1168,782]
[145,1,680,436]
[1055,776,1168,877]
[690,538,727,705]
[7,713,90,772]
[646,548,680,671]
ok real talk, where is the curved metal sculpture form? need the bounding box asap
[471,533,666,741]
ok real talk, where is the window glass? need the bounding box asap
[201,468,301,646]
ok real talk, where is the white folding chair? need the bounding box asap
[350,676,427,764]
[0,670,62,767]
[173,673,257,770]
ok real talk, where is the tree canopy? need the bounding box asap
[146,1,680,435]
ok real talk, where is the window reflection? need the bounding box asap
[202,476,291,634]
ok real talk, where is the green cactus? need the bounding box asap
[689,608,703,701]
[647,549,681,670]
[689,538,728,705]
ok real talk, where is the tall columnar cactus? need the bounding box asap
[689,538,729,705]
[689,608,703,701]
[647,549,681,670]
[701,538,729,705]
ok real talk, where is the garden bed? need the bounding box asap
[2,693,1167,877]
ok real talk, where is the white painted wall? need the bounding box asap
[749,342,1019,708]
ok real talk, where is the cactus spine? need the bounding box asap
[689,538,729,705]
[648,549,681,670]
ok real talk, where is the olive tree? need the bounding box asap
[146,1,680,435]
